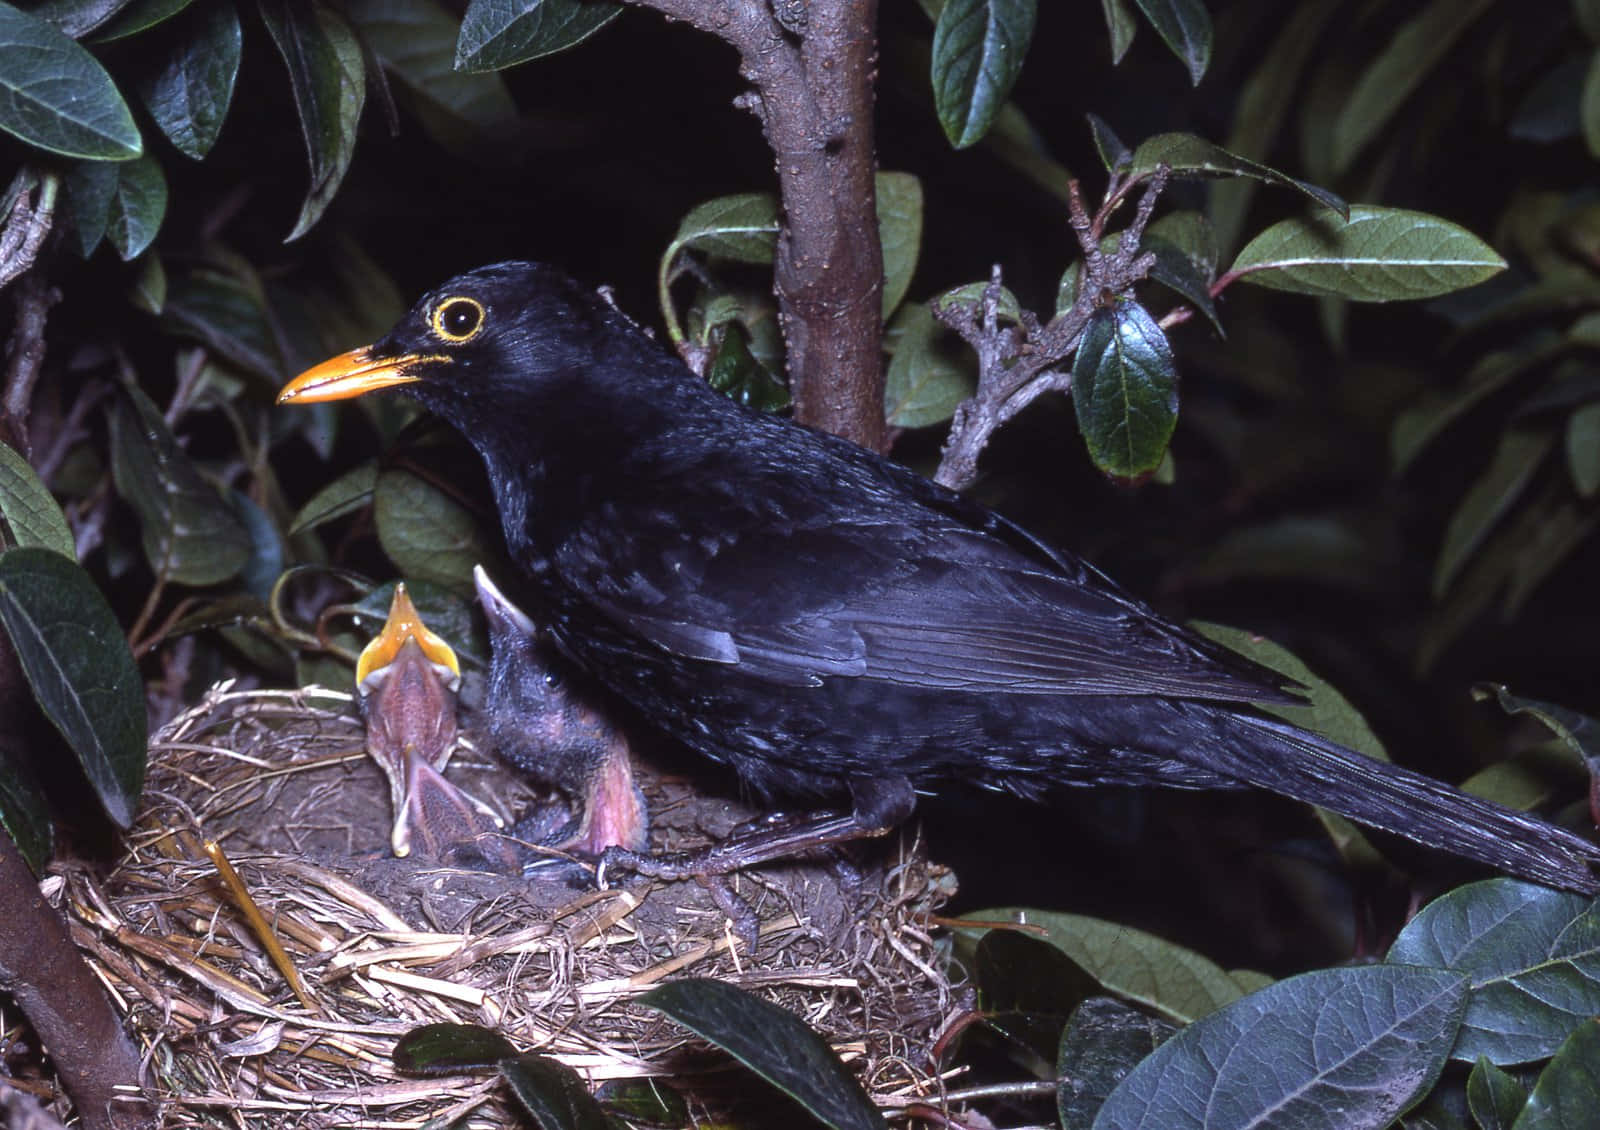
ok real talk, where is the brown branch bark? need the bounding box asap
[628,0,887,451]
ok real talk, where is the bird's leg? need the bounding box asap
[597,775,915,884]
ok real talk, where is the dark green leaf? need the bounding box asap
[594,1078,689,1127]
[129,252,166,314]
[1584,51,1600,159]
[1432,429,1554,596]
[161,268,283,380]
[1087,112,1130,170]
[1392,342,1561,474]
[289,461,377,534]
[346,0,518,142]
[876,171,923,319]
[0,441,75,557]
[958,910,1241,1024]
[1143,235,1220,334]
[0,743,52,872]
[109,385,252,586]
[89,0,195,41]
[1472,685,1600,767]
[638,978,883,1130]
[1330,0,1497,175]
[1091,965,1466,1130]
[931,0,1037,149]
[1130,0,1210,85]
[706,322,789,413]
[1071,301,1177,481]
[1146,210,1216,277]
[60,159,116,257]
[0,547,146,828]
[884,302,974,428]
[374,469,499,592]
[0,2,141,159]
[1580,0,1600,43]
[393,1022,517,1073]
[500,1053,611,1130]
[1503,498,1599,617]
[1057,998,1174,1130]
[935,280,1023,324]
[1468,1056,1526,1130]
[455,0,622,73]
[977,929,1099,1015]
[260,0,366,241]
[1128,132,1345,217]
[665,193,780,266]
[229,491,283,603]
[1231,206,1507,303]
[30,0,135,38]
[1099,0,1136,64]
[1566,402,1600,496]
[1513,1022,1600,1128]
[134,0,240,160]
[104,153,166,260]
[1387,879,1600,1065]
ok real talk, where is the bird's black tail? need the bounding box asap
[1206,710,1600,894]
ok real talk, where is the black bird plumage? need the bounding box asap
[282,261,1600,893]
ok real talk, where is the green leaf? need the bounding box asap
[1146,210,1217,277]
[876,171,923,320]
[1130,0,1210,85]
[289,461,377,534]
[1099,0,1136,64]
[1143,235,1220,334]
[60,159,117,257]
[638,978,883,1130]
[1231,206,1507,303]
[129,252,166,314]
[346,0,518,142]
[455,0,622,73]
[500,1053,611,1130]
[89,0,195,41]
[1583,51,1600,160]
[593,1079,689,1127]
[161,268,283,380]
[1513,1022,1600,1128]
[706,322,789,413]
[1580,0,1600,43]
[931,0,1037,149]
[260,0,366,241]
[393,1023,517,1073]
[1091,965,1466,1130]
[1330,0,1497,175]
[1387,879,1600,1066]
[1432,429,1554,597]
[665,193,780,267]
[1087,112,1130,171]
[1566,401,1600,496]
[29,0,136,38]
[1071,301,1177,481]
[374,469,499,591]
[1392,342,1561,474]
[0,547,146,829]
[958,909,1242,1024]
[1468,1056,1527,1130]
[1473,685,1600,768]
[884,301,974,428]
[104,153,166,260]
[0,744,52,873]
[134,0,241,160]
[0,442,75,557]
[1128,132,1345,217]
[1057,998,1174,1130]
[0,2,141,159]
[109,385,252,586]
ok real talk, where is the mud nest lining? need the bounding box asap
[55,683,958,1128]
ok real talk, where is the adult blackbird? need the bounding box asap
[281,261,1600,893]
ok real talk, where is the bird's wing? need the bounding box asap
[556,493,1298,704]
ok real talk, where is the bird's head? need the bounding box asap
[277,261,656,433]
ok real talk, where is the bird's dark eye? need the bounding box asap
[431,297,485,343]
[543,670,563,691]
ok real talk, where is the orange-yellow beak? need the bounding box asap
[277,346,444,404]
[356,584,462,691]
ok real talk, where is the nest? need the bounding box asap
[54,684,957,1128]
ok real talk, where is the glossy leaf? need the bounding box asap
[109,385,252,586]
[60,159,117,258]
[1071,301,1177,481]
[639,979,882,1130]
[0,745,51,873]
[931,0,1037,149]
[1473,685,1600,768]
[1091,965,1466,1130]
[884,302,974,428]
[105,154,167,260]
[1387,879,1600,1065]
[346,0,517,141]
[0,441,75,558]
[665,193,780,267]
[1468,1056,1527,1130]
[876,171,923,319]
[1231,206,1507,303]
[161,268,282,380]
[90,0,195,41]
[1056,997,1174,1130]
[29,0,136,38]
[260,0,366,241]
[959,910,1241,1024]
[0,2,141,159]
[1128,132,1345,217]
[1099,0,1136,64]
[393,1022,517,1073]
[129,253,166,314]
[1330,0,1497,175]
[500,1053,611,1130]
[1130,0,1210,85]
[1513,1022,1600,1128]
[289,461,378,534]
[936,279,1023,324]
[1432,429,1553,597]
[1146,210,1217,277]
[1087,112,1130,171]
[706,322,789,414]
[374,469,498,591]
[594,1078,689,1127]
[456,0,622,73]
[1144,235,1220,334]
[134,0,241,160]
[0,547,146,829]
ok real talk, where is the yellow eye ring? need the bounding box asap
[431,296,485,342]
